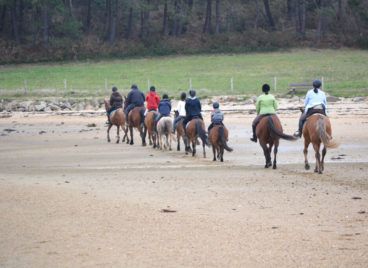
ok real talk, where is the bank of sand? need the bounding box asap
[0,100,367,267]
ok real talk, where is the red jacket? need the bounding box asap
[146,91,160,111]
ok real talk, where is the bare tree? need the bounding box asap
[203,0,212,34]
[263,0,276,30]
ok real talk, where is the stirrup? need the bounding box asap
[293,131,301,138]
[250,137,257,143]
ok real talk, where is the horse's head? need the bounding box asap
[104,99,110,111]
[174,110,179,118]
[299,107,305,113]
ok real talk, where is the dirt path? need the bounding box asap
[0,102,367,267]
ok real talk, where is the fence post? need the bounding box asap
[147,79,150,91]
[189,78,192,90]
[64,79,67,92]
[274,76,277,91]
[105,78,108,93]
[230,77,234,92]
[24,80,28,95]
[321,76,324,90]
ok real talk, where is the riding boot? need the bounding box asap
[106,115,111,125]
[250,125,257,143]
[294,118,304,137]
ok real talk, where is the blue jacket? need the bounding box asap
[185,97,202,117]
[158,99,171,116]
[126,88,145,106]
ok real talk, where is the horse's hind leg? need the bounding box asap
[313,143,321,174]
[129,126,134,145]
[192,141,196,157]
[273,140,279,169]
[220,146,224,162]
[116,125,120,143]
[202,143,206,158]
[261,143,271,168]
[177,135,181,151]
[107,124,112,143]
[321,147,327,172]
[304,139,310,170]
[212,146,216,161]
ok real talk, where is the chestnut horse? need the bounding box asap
[256,115,296,169]
[174,111,187,151]
[104,99,127,143]
[144,111,158,148]
[126,106,147,146]
[185,118,209,158]
[157,116,175,151]
[208,125,233,162]
[301,111,338,174]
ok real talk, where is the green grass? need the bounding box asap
[0,49,367,99]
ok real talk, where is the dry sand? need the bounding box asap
[0,99,367,267]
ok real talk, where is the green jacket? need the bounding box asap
[256,94,278,115]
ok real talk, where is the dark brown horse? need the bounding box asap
[256,115,296,169]
[126,106,147,146]
[208,125,233,162]
[185,118,209,158]
[174,111,187,151]
[104,99,127,143]
[144,111,158,148]
[301,111,338,174]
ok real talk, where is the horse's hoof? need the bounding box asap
[220,158,223,162]
[314,169,318,173]
[213,158,216,161]
[273,165,277,169]
[130,141,134,145]
[265,163,272,168]
[318,171,323,174]
[305,164,310,170]
[107,140,111,143]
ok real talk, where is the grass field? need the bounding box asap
[0,49,367,98]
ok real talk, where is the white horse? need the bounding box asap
[157,116,175,151]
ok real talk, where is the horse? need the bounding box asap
[185,118,209,158]
[256,115,297,169]
[126,106,147,146]
[144,110,158,148]
[156,116,175,151]
[174,111,187,151]
[301,109,338,174]
[104,99,127,143]
[208,125,233,162]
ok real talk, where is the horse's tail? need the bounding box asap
[195,120,209,146]
[268,116,297,141]
[219,126,233,152]
[317,116,338,149]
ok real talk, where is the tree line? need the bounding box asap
[0,0,367,63]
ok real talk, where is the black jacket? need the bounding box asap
[125,88,145,106]
[110,92,123,109]
[185,97,202,117]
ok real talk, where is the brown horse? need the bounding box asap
[301,111,338,174]
[126,106,147,146]
[208,125,233,162]
[104,99,127,143]
[185,118,209,158]
[144,111,158,148]
[256,115,296,169]
[174,111,187,151]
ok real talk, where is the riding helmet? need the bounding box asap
[180,92,187,101]
[162,93,169,99]
[313,80,322,89]
[212,102,219,109]
[150,86,156,92]
[262,84,270,93]
[112,86,118,92]
[131,84,138,90]
[189,89,196,97]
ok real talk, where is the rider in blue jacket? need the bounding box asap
[124,84,145,119]
[155,94,171,128]
[182,90,203,131]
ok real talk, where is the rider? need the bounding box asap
[207,102,224,133]
[172,92,187,133]
[182,89,203,133]
[250,84,278,143]
[155,94,171,128]
[106,86,123,125]
[294,79,327,138]
[124,84,145,121]
[145,86,160,115]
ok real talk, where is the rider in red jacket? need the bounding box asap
[146,86,160,111]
